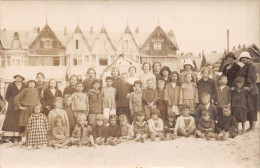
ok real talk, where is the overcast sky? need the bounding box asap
[0,0,259,54]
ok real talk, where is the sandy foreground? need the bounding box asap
[0,119,259,168]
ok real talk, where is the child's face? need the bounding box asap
[88,70,95,79]
[153,63,161,72]
[121,74,128,83]
[182,108,190,116]
[77,118,86,127]
[134,84,141,91]
[152,113,158,120]
[147,80,154,88]
[70,77,78,86]
[112,68,119,77]
[120,119,127,126]
[37,75,44,83]
[162,70,169,77]
[202,114,210,121]
[76,84,83,92]
[184,65,192,71]
[97,119,104,126]
[106,79,113,87]
[34,106,41,114]
[143,64,150,72]
[171,74,178,82]
[220,77,227,85]
[158,82,165,90]
[223,108,231,116]
[236,82,244,88]
[137,115,144,122]
[28,81,35,88]
[93,83,100,90]
[109,118,117,126]
[55,100,63,109]
[129,67,136,76]
[64,98,71,106]
[49,80,56,89]
[56,119,62,128]
[168,117,175,123]
[202,96,210,105]
[202,70,209,78]
[185,74,192,83]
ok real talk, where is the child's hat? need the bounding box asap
[13,74,25,81]
[168,112,176,118]
[92,79,101,85]
[183,59,194,69]
[239,51,251,61]
[225,52,236,60]
[159,66,171,76]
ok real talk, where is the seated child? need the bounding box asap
[105,114,121,146]
[119,115,134,142]
[164,112,176,140]
[71,113,95,147]
[50,116,71,149]
[133,112,149,143]
[174,104,196,137]
[195,111,215,140]
[92,114,106,145]
[215,105,237,141]
[63,94,75,135]
[148,108,165,141]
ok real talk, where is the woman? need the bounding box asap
[237,51,259,131]
[159,66,171,84]
[2,74,27,146]
[152,61,162,82]
[222,52,241,87]
[127,66,139,85]
[140,62,156,89]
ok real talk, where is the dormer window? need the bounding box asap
[76,40,79,49]
[154,41,161,50]
[42,38,53,49]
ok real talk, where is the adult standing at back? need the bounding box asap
[222,52,241,87]
[83,68,98,93]
[152,61,162,82]
[127,66,140,85]
[237,51,259,131]
[140,62,156,89]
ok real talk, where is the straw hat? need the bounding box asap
[183,59,195,69]
[239,51,251,61]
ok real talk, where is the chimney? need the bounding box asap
[238,44,241,49]
[232,46,236,51]
[64,27,67,35]
[168,29,173,37]
[135,27,139,33]
[90,26,93,34]
[243,44,246,50]
[227,29,229,52]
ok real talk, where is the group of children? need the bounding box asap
[1,60,255,149]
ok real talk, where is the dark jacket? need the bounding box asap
[197,104,218,121]
[197,118,215,132]
[63,86,76,96]
[216,115,237,138]
[105,124,121,138]
[197,78,217,103]
[222,63,241,87]
[92,125,106,140]
[83,78,98,93]
[115,82,133,107]
[87,89,103,114]
[42,88,62,115]
[164,120,176,134]
[142,88,158,105]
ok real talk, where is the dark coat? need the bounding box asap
[83,78,98,93]
[92,125,106,140]
[87,89,103,114]
[197,104,218,121]
[115,82,133,108]
[63,86,76,96]
[105,124,121,138]
[164,120,176,134]
[222,63,241,87]
[42,88,62,116]
[197,118,215,132]
[216,115,237,138]
[197,78,217,103]
[2,82,27,132]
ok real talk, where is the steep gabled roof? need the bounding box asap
[66,25,91,49]
[96,26,116,50]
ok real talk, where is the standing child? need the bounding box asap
[87,79,103,125]
[35,72,48,98]
[206,64,219,86]
[129,80,143,122]
[71,82,89,117]
[111,67,121,89]
[156,80,167,121]
[27,103,49,150]
[159,66,171,84]
[71,113,95,147]
[148,108,165,141]
[197,93,218,122]
[63,94,75,135]
[164,112,176,140]
[14,80,41,144]
[180,59,197,83]
[133,112,149,143]
[142,79,158,120]
[195,111,215,140]
[216,75,231,116]
[215,105,237,140]
[105,114,121,146]
[63,75,79,95]
[179,73,199,116]
[174,104,196,137]
[119,115,134,142]
[50,116,71,149]
[42,78,62,116]
[102,76,116,125]
[140,62,156,89]
[231,77,252,134]
[83,68,97,93]
[164,71,181,116]
[152,61,162,82]
[92,114,106,145]
[197,67,217,104]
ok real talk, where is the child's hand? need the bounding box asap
[244,87,250,91]
[46,106,51,110]
[20,107,27,110]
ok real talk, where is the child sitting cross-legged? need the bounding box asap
[92,114,106,145]
[174,104,196,137]
[119,115,134,142]
[71,113,95,147]
[148,108,165,141]
[164,112,176,140]
[105,114,121,146]
[195,111,215,141]
[133,111,148,143]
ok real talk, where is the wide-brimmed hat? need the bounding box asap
[225,52,236,60]
[160,66,171,76]
[183,59,194,69]
[13,74,25,81]
[239,51,251,61]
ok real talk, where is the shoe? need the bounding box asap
[140,137,145,143]
[27,146,32,150]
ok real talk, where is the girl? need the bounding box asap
[87,79,103,125]
[105,114,121,146]
[2,74,26,146]
[35,72,48,98]
[164,71,181,116]
[63,75,79,95]
[83,68,97,93]
[119,115,134,142]
[92,114,106,145]
[180,59,197,83]
[27,103,49,150]
[14,80,41,144]
[206,63,219,86]
[63,94,75,135]
[231,77,252,134]
[159,66,171,84]
[42,78,62,116]
[50,116,70,149]
[140,62,156,89]
[179,73,199,116]
[127,66,140,85]
[111,67,121,89]
[152,61,162,82]
[148,108,165,141]
[133,112,148,143]
[129,80,143,122]
[48,97,70,141]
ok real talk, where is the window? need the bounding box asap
[73,55,82,66]
[124,40,128,50]
[76,40,79,49]
[154,41,161,50]
[99,58,108,66]
[53,57,60,66]
[44,40,52,49]
[85,55,89,62]
[10,56,23,66]
[93,54,96,62]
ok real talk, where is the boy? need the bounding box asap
[196,111,215,140]
[119,115,134,142]
[71,82,89,116]
[105,114,121,146]
[92,114,106,145]
[133,112,149,143]
[174,104,196,137]
[129,80,143,122]
[148,108,165,141]
[156,80,167,121]
[164,112,176,140]
[216,75,231,116]
[197,93,218,122]
[142,79,158,120]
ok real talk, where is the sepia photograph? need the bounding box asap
[0,0,259,167]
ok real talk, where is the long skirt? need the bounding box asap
[247,95,258,121]
[2,102,20,132]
